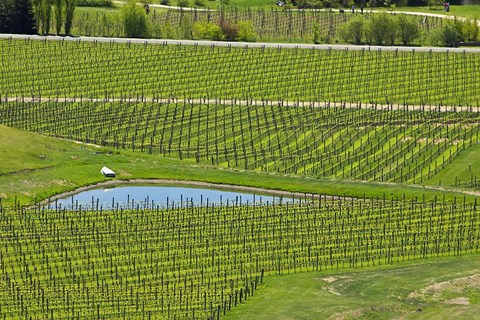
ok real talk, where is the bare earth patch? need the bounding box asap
[319,276,349,296]
[408,272,480,304]
[444,297,470,305]
[320,276,347,283]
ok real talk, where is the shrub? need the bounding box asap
[296,0,323,8]
[219,17,238,41]
[237,20,257,42]
[365,12,396,45]
[194,0,205,6]
[76,0,115,7]
[339,15,364,44]
[461,16,479,42]
[122,0,149,38]
[193,21,223,40]
[177,0,190,7]
[396,14,419,45]
[432,21,463,47]
[160,0,170,4]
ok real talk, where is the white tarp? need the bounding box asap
[101,166,115,178]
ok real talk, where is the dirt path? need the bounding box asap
[1,34,480,53]
[113,1,214,11]
[3,96,480,113]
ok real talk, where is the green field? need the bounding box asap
[1,34,480,319]
[2,125,476,207]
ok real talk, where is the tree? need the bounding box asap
[0,0,37,34]
[54,0,63,34]
[0,0,14,33]
[32,0,43,31]
[121,0,149,38]
[41,0,53,34]
[14,0,37,34]
[64,0,76,35]
[396,14,419,45]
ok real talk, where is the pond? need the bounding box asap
[48,184,296,210]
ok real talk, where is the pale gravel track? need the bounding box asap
[1,33,480,53]
[113,0,214,11]
[2,96,480,113]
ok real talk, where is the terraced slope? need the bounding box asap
[2,100,479,187]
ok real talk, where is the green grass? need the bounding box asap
[223,254,480,320]
[75,6,120,14]
[424,143,480,188]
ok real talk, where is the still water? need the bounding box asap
[49,185,295,210]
